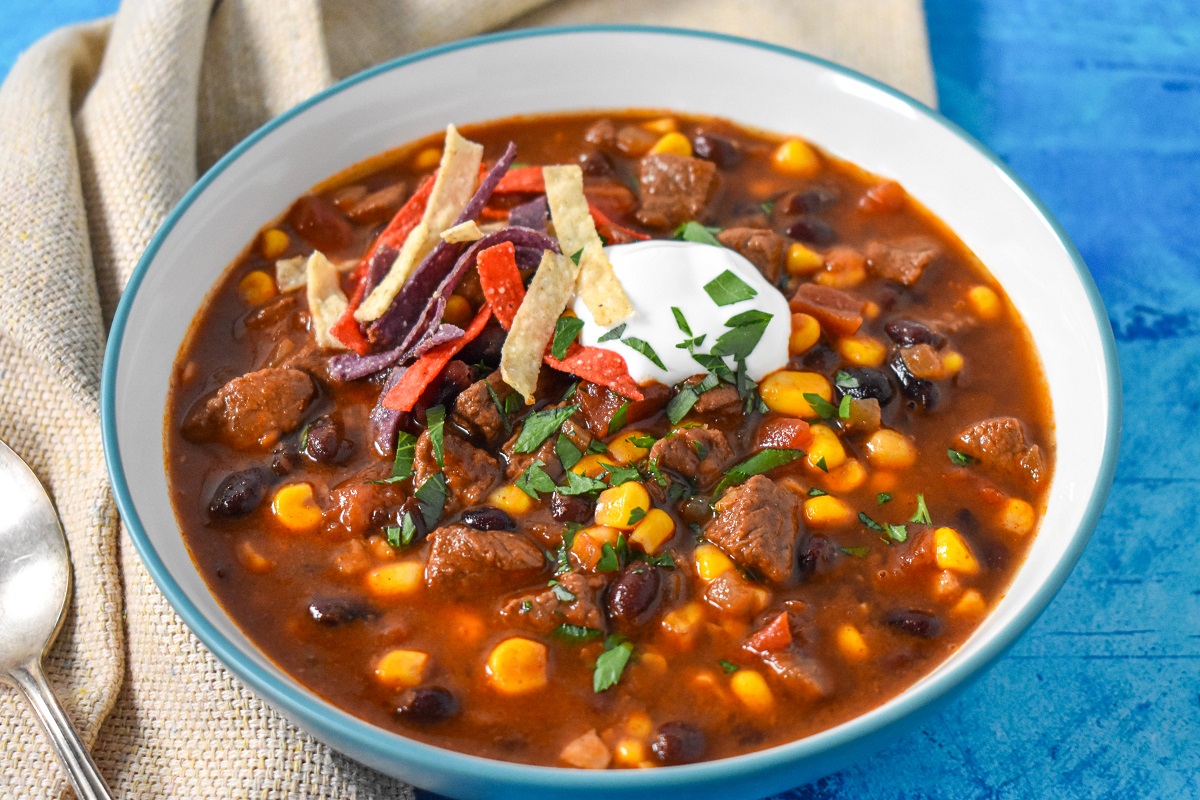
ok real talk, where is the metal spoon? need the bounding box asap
[0,438,115,799]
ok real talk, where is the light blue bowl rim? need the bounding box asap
[100,23,1122,794]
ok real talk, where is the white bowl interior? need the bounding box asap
[108,28,1114,787]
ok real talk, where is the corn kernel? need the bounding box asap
[608,430,653,465]
[571,454,608,479]
[629,508,675,555]
[412,146,442,172]
[613,738,647,768]
[789,313,821,354]
[260,228,290,260]
[934,526,980,575]
[953,589,987,617]
[642,116,678,134]
[760,370,832,419]
[638,651,668,675]
[786,242,824,275]
[237,540,273,574]
[729,669,775,715]
[863,301,881,320]
[803,494,855,528]
[364,561,423,598]
[443,294,472,327]
[661,602,705,649]
[837,335,887,367]
[942,350,964,376]
[835,624,869,661]
[806,424,847,472]
[366,534,396,560]
[238,270,277,306]
[864,429,918,470]
[486,637,548,695]
[649,131,693,157]
[373,649,428,689]
[998,497,1036,536]
[270,483,322,532]
[694,543,736,582]
[488,484,535,516]
[594,482,651,529]
[823,458,866,493]
[772,139,820,178]
[967,285,1002,320]
[570,526,620,571]
[626,711,654,739]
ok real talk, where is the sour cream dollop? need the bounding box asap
[571,240,791,386]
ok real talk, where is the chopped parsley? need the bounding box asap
[636,550,676,568]
[719,659,740,674]
[426,405,446,468]
[711,448,807,497]
[672,306,693,337]
[948,448,978,467]
[841,546,870,558]
[692,438,709,459]
[597,542,621,572]
[673,220,724,247]
[601,462,641,486]
[554,523,581,574]
[486,383,513,435]
[877,492,893,505]
[514,404,580,453]
[551,316,585,360]
[597,323,626,343]
[628,434,657,448]
[587,438,609,455]
[759,199,776,216]
[549,582,577,603]
[814,456,829,473]
[834,370,860,390]
[910,493,932,525]
[807,487,828,497]
[703,269,758,306]
[859,512,884,532]
[570,247,584,265]
[412,472,448,529]
[804,392,839,420]
[593,635,634,692]
[515,460,557,498]
[622,336,666,370]
[710,310,773,362]
[860,512,907,542]
[627,507,647,527]
[554,623,602,643]
[607,401,630,435]
[372,431,417,484]
[555,434,583,471]
[385,524,404,548]
[838,394,853,419]
[519,599,532,613]
[666,373,720,424]
[557,470,607,497]
[298,420,312,452]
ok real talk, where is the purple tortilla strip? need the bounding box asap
[515,245,546,271]
[508,195,548,231]
[370,365,407,454]
[363,244,397,296]
[405,323,464,360]
[326,323,464,382]
[367,142,519,349]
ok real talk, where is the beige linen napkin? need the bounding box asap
[0,1,934,796]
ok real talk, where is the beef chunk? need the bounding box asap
[502,405,592,481]
[635,153,717,229]
[183,367,314,450]
[326,472,407,537]
[866,237,940,286]
[704,475,802,584]
[760,648,830,699]
[425,525,546,595]
[413,431,500,514]
[453,372,514,446]
[501,571,608,633]
[689,380,741,416]
[716,227,788,283]
[649,427,735,489]
[788,283,865,337]
[575,380,671,438]
[955,416,1046,487]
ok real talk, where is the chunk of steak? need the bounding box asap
[183,367,314,450]
[424,525,545,594]
[760,648,830,699]
[326,469,407,537]
[649,427,735,489]
[955,416,1045,487]
[704,475,802,584]
[412,431,500,515]
[716,227,788,284]
[575,380,671,438]
[501,571,608,633]
[788,283,864,337]
[866,237,940,286]
[688,378,741,416]
[635,153,718,229]
[452,372,514,446]
[502,404,593,481]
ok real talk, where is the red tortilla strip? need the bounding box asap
[545,345,644,402]
[493,166,545,194]
[588,202,649,244]
[477,205,510,222]
[476,242,525,330]
[382,303,492,412]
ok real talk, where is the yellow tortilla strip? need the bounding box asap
[501,250,582,402]
[355,124,484,322]
[543,164,633,326]
[440,220,484,243]
[274,255,308,292]
[305,250,349,350]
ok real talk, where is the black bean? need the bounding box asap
[692,132,742,168]
[303,415,341,462]
[783,188,837,214]
[460,506,516,532]
[886,349,938,410]
[458,322,505,369]
[577,148,615,178]
[307,595,373,626]
[885,608,943,639]
[651,721,706,765]
[797,535,841,578]
[833,366,894,406]
[786,216,837,246]
[395,686,459,724]
[208,468,271,519]
[680,495,712,525]
[606,563,661,628]
[430,359,475,408]
[271,441,297,475]
[795,343,840,374]
[884,319,947,349]
[550,492,593,523]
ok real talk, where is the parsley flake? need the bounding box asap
[514,404,581,453]
[551,316,585,360]
[673,220,724,247]
[703,269,757,306]
[719,659,740,674]
[712,448,806,497]
[598,323,626,343]
[621,336,666,370]
[804,392,839,420]
[515,460,557,498]
[554,623,602,643]
[948,448,978,467]
[570,247,584,266]
[426,405,446,468]
[910,493,932,525]
[877,492,893,505]
[607,402,630,435]
[486,383,513,435]
[555,434,583,471]
[593,635,634,692]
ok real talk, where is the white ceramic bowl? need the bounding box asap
[101,26,1120,800]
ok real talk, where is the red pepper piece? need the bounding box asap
[745,611,792,654]
[382,303,492,412]
[476,242,525,330]
[588,201,649,244]
[754,418,813,452]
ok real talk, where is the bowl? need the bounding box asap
[101,25,1120,800]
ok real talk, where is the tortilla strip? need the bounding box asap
[543,164,633,326]
[501,249,581,401]
[440,220,484,243]
[305,250,349,350]
[275,255,307,292]
[355,124,484,322]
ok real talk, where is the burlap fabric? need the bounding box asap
[0,1,934,796]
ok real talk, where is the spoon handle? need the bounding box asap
[8,660,116,800]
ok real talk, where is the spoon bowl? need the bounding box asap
[0,438,115,800]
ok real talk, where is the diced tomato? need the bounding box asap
[475,242,525,330]
[745,612,792,654]
[588,202,649,244]
[755,417,813,451]
[382,304,492,412]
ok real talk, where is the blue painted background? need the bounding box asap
[3,1,1197,797]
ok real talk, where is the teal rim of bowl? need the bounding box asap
[100,24,1122,793]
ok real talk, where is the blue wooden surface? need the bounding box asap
[3,2,1197,797]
